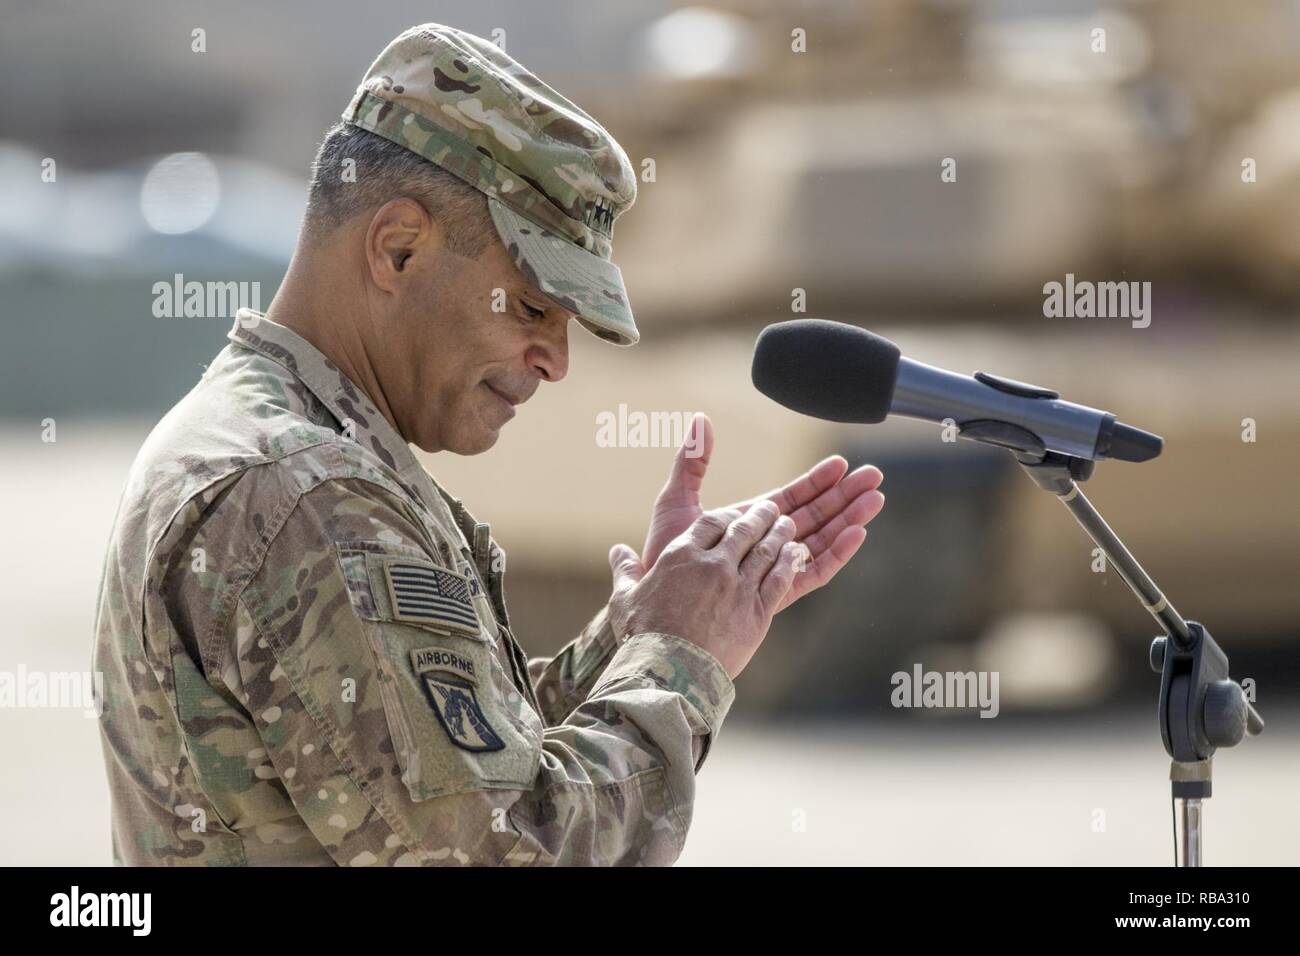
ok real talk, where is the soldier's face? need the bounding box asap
[395,233,573,455]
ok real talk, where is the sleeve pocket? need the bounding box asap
[336,543,543,802]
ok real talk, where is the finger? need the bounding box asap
[714,499,781,562]
[730,455,847,516]
[778,525,867,612]
[608,544,646,591]
[760,541,804,613]
[655,413,714,507]
[739,513,797,583]
[784,464,884,540]
[685,506,744,550]
[799,489,885,559]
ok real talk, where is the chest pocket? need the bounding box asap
[337,543,543,802]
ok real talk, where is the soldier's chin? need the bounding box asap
[449,420,503,456]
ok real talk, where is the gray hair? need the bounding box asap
[303,122,497,258]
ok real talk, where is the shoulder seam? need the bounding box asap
[197,447,425,675]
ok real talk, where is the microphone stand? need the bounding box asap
[959,422,1264,866]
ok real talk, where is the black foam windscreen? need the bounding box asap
[751,319,901,424]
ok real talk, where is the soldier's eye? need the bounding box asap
[520,300,546,320]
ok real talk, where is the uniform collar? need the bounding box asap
[228,309,462,532]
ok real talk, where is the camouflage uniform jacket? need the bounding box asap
[92,311,734,866]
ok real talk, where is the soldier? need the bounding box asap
[92,23,886,865]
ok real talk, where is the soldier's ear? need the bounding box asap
[367,198,434,289]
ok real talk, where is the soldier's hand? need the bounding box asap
[607,502,806,679]
[641,413,885,616]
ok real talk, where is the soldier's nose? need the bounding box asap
[529,336,569,383]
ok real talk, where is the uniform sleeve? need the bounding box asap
[526,606,620,726]
[233,476,734,866]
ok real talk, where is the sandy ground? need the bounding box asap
[3,703,1295,866]
[677,713,1297,866]
[2,423,1293,866]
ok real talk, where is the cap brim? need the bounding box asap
[488,197,639,346]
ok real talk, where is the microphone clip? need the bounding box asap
[956,420,1099,486]
[1012,449,1096,490]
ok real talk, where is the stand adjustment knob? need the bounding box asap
[1203,680,1248,748]
[1149,637,1166,673]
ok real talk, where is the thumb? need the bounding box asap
[608,544,646,591]
[659,413,713,503]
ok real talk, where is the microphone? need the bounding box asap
[751,319,1162,463]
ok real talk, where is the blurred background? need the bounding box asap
[2,0,1298,865]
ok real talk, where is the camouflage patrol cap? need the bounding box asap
[343,23,640,345]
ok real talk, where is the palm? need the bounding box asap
[641,414,884,613]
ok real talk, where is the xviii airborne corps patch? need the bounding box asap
[409,647,505,752]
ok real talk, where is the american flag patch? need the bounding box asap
[383,561,481,636]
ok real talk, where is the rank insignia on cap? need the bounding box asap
[383,561,480,636]
[420,672,504,752]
